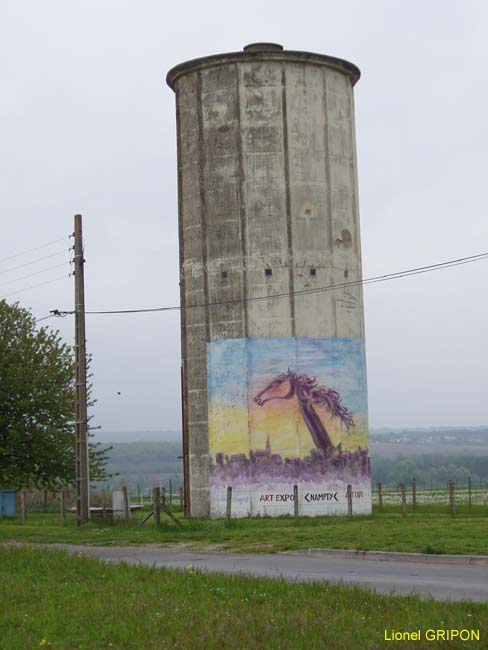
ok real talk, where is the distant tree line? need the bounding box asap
[93,441,183,492]
[100,441,182,474]
[371,428,488,445]
[371,454,488,488]
[95,442,488,493]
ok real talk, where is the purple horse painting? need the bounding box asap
[253,370,354,454]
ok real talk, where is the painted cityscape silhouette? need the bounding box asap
[210,435,370,488]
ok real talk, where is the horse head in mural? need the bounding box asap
[253,370,354,454]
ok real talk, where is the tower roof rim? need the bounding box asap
[165,49,361,91]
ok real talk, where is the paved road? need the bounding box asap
[45,544,488,602]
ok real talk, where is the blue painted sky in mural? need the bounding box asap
[207,337,368,417]
[207,338,247,409]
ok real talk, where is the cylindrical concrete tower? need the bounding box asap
[167,43,370,518]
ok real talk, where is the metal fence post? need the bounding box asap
[412,478,417,513]
[377,482,383,512]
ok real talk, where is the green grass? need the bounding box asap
[0,545,486,650]
[1,504,488,556]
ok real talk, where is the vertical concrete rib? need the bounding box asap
[196,71,211,342]
[235,64,249,338]
[235,64,253,462]
[175,88,190,515]
[348,87,365,338]
[322,68,337,337]
[345,80,360,261]
[281,63,296,337]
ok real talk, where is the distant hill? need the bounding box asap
[96,427,488,493]
[93,430,181,444]
[93,426,488,449]
[371,427,488,456]
[96,440,183,493]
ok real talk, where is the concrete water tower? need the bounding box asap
[167,43,370,518]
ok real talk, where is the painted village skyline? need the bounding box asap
[210,433,371,488]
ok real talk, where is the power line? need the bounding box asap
[50,249,488,317]
[0,262,71,288]
[0,236,70,265]
[2,274,70,299]
[0,249,71,275]
[35,314,56,323]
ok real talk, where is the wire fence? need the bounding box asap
[373,480,488,508]
[5,479,488,523]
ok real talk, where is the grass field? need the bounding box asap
[0,545,486,650]
[1,504,488,556]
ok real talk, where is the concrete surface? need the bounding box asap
[46,544,488,603]
[168,42,367,517]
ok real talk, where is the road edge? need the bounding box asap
[284,548,488,565]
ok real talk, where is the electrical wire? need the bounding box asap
[2,274,70,299]
[50,249,488,317]
[35,314,56,323]
[0,249,71,275]
[0,262,71,288]
[0,236,70,265]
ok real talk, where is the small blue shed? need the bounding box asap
[0,490,17,517]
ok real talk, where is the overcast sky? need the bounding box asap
[1,0,487,433]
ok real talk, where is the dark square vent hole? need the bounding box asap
[265,268,272,276]
[221,271,228,279]
[310,268,316,276]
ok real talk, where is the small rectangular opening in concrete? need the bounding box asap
[265,268,272,277]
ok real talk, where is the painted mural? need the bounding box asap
[207,338,371,517]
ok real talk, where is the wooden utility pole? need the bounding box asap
[180,365,189,516]
[74,214,90,525]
